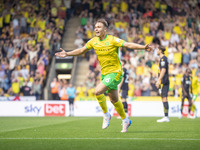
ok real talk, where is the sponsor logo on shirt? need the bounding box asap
[116,38,121,43]
[95,49,109,51]
[161,61,165,66]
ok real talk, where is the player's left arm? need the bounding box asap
[158,68,166,82]
[123,42,152,52]
[156,68,166,88]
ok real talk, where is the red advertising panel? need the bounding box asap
[182,104,195,117]
[45,104,65,116]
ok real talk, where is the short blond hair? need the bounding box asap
[95,19,108,28]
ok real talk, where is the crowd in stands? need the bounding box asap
[0,0,67,99]
[73,0,200,98]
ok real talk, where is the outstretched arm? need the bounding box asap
[123,42,152,52]
[55,46,88,57]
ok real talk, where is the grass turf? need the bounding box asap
[0,117,199,150]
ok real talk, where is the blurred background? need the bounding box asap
[0,0,200,117]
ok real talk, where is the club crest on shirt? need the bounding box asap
[105,42,109,46]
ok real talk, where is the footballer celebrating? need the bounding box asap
[55,19,152,132]
[156,46,170,123]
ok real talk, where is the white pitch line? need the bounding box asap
[0,138,200,141]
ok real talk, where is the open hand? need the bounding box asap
[55,48,68,57]
[145,44,153,52]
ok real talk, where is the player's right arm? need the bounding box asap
[55,38,94,57]
[55,46,88,57]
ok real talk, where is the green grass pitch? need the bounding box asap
[0,117,200,150]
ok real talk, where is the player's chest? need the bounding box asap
[185,77,191,85]
[93,42,116,55]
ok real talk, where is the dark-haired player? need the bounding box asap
[55,18,152,132]
[156,46,170,122]
[118,59,129,117]
[180,68,193,118]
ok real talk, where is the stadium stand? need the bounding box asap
[0,0,66,100]
[0,0,200,100]
[73,0,200,98]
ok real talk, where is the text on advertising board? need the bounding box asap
[44,104,65,116]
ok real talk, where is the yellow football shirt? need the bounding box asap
[0,16,3,28]
[85,35,125,75]
[76,86,86,97]
[144,35,153,44]
[88,88,95,97]
[174,52,182,64]
[175,74,183,86]
[192,76,198,95]
[120,1,128,12]
[128,84,134,97]
[12,82,20,94]
[164,31,171,40]
[5,14,11,24]
[151,64,159,75]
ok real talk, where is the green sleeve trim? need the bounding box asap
[85,45,89,50]
[122,41,125,47]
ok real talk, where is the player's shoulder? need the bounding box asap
[109,35,122,42]
[87,36,98,43]
[161,56,168,61]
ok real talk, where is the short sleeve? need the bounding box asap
[160,58,167,69]
[112,36,125,47]
[85,38,94,50]
[123,68,126,77]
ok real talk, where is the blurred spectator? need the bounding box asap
[59,80,68,101]
[50,77,59,100]
[73,0,200,97]
[76,82,87,97]
[74,35,84,48]
[66,83,76,116]
[0,0,65,99]
[12,78,20,96]
[21,80,32,96]
[32,78,43,100]
[141,74,151,96]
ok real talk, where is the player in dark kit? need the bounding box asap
[156,46,170,122]
[180,68,193,118]
[118,60,129,117]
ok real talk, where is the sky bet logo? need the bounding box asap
[24,104,42,115]
[45,104,65,116]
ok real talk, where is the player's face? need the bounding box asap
[157,48,161,55]
[94,22,106,37]
[187,70,192,76]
